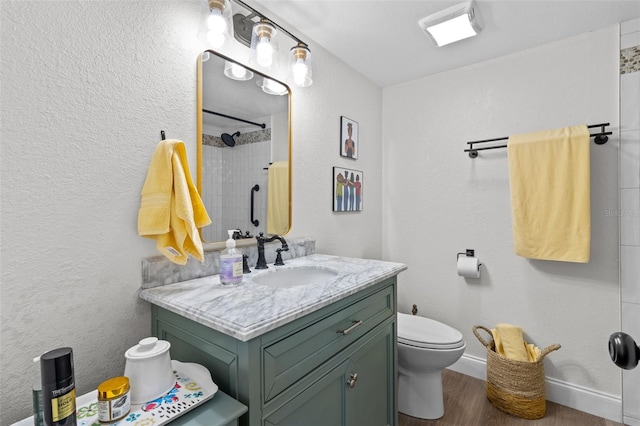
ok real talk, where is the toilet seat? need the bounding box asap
[398,313,465,350]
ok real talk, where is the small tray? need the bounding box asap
[75,360,218,426]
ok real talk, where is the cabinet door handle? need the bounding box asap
[347,373,358,389]
[337,320,363,335]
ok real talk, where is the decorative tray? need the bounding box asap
[75,360,217,426]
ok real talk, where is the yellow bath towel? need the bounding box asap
[508,125,590,263]
[266,161,290,235]
[138,139,211,264]
[492,323,541,362]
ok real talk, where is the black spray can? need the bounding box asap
[40,347,76,426]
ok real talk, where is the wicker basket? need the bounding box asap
[472,325,561,419]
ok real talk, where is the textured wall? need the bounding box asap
[0,1,383,423]
[0,1,207,423]
[382,26,621,395]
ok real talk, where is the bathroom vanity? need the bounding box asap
[139,254,406,426]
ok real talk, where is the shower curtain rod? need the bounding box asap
[203,109,266,129]
[464,123,612,158]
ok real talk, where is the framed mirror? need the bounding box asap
[197,50,291,244]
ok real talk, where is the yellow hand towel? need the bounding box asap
[508,125,590,263]
[266,161,290,235]
[526,343,542,362]
[492,323,530,362]
[138,140,211,264]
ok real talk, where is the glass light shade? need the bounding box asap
[250,20,279,70]
[206,0,232,48]
[288,44,313,87]
[223,61,254,81]
[258,77,287,96]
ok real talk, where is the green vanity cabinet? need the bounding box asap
[151,277,398,426]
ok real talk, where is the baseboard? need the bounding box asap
[624,415,640,425]
[448,354,622,423]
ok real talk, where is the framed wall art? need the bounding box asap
[340,116,358,159]
[333,167,363,212]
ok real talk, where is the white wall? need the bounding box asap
[382,26,621,398]
[0,1,383,424]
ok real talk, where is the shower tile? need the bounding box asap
[622,18,640,36]
[621,32,640,51]
[621,188,640,246]
[621,130,640,188]
[621,72,640,132]
[621,246,640,304]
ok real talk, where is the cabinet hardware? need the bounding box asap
[347,373,358,389]
[337,320,363,335]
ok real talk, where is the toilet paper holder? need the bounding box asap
[457,249,474,259]
[457,249,481,265]
[456,249,482,279]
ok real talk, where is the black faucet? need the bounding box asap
[255,232,289,269]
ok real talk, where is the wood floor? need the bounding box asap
[398,370,623,426]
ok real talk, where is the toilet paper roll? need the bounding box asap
[457,256,480,278]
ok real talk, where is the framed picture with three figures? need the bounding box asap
[333,167,363,212]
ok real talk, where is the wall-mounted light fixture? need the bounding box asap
[250,18,278,69]
[207,0,313,88]
[289,43,312,87]
[418,0,483,47]
[206,0,233,48]
[257,77,288,96]
[223,60,254,81]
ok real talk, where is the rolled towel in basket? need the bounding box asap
[492,323,541,362]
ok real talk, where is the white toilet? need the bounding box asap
[397,312,466,420]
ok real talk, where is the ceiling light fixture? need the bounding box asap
[289,43,312,87]
[206,0,233,48]
[418,0,483,47]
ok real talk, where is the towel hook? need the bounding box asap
[160,130,166,141]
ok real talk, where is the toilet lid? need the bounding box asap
[397,313,465,349]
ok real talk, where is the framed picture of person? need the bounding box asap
[340,116,358,159]
[333,167,363,212]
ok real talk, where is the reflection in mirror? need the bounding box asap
[198,50,291,243]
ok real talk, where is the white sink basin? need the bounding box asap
[252,266,339,288]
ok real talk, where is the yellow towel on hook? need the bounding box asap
[508,125,590,263]
[266,161,290,235]
[492,323,542,362]
[138,139,211,264]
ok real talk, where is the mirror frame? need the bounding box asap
[196,50,293,245]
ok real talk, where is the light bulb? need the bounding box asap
[256,37,274,68]
[230,63,247,79]
[292,59,308,86]
[207,8,227,34]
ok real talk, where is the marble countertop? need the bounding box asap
[138,254,407,342]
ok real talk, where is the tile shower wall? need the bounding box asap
[619,17,640,426]
[202,130,271,242]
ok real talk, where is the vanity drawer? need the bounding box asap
[262,284,395,402]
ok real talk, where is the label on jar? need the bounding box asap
[98,393,130,422]
[51,388,76,422]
